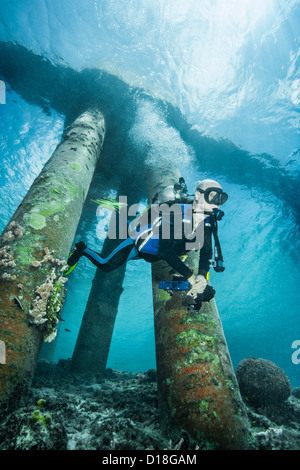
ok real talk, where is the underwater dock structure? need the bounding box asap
[0,107,251,450]
[70,191,132,374]
[0,109,105,408]
[146,164,251,450]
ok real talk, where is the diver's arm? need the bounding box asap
[159,224,213,282]
[158,214,194,280]
[186,224,215,300]
[159,244,194,280]
[198,223,213,278]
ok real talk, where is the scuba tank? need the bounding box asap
[151,177,192,204]
[153,177,226,273]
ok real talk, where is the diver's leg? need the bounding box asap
[67,238,138,274]
[83,238,138,272]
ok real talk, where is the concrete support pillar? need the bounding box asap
[70,190,136,375]
[146,164,251,449]
[0,109,105,409]
[70,236,126,374]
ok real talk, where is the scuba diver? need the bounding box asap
[66,178,228,309]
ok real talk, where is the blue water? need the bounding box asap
[0,0,299,387]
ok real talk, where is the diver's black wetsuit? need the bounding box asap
[153,216,212,279]
[80,204,213,281]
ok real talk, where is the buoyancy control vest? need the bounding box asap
[134,202,194,255]
[135,177,226,272]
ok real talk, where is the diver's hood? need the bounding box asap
[195,179,228,213]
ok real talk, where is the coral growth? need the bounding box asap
[0,245,17,280]
[43,280,66,342]
[1,227,69,342]
[31,247,68,273]
[1,273,16,281]
[28,248,69,342]
[29,268,58,326]
[236,357,291,408]
[0,222,24,279]
[32,260,41,268]
[3,221,25,241]
[29,273,66,342]
[30,399,51,427]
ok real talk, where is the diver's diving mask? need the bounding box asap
[198,187,228,206]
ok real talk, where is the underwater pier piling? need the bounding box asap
[70,252,126,374]
[146,165,251,450]
[70,219,127,374]
[0,109,105,409]
[70,239,126,375]
[70,190,137,375]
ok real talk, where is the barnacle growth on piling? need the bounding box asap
[1,232,69,342]
[28,247,69,342]
[0,239,18,280]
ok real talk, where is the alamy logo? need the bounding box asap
[95,197,205,251]
[0,80,6,104]
[0,340,6,365]
[291,340,300,365]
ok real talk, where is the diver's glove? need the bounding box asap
[187,274,207,299]
[201,284,216,302]
[191,284,216,310]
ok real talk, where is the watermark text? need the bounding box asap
[291,340,300,365]
[95,197,205,251]
[0,340,6,364]
[0,80,6,104]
